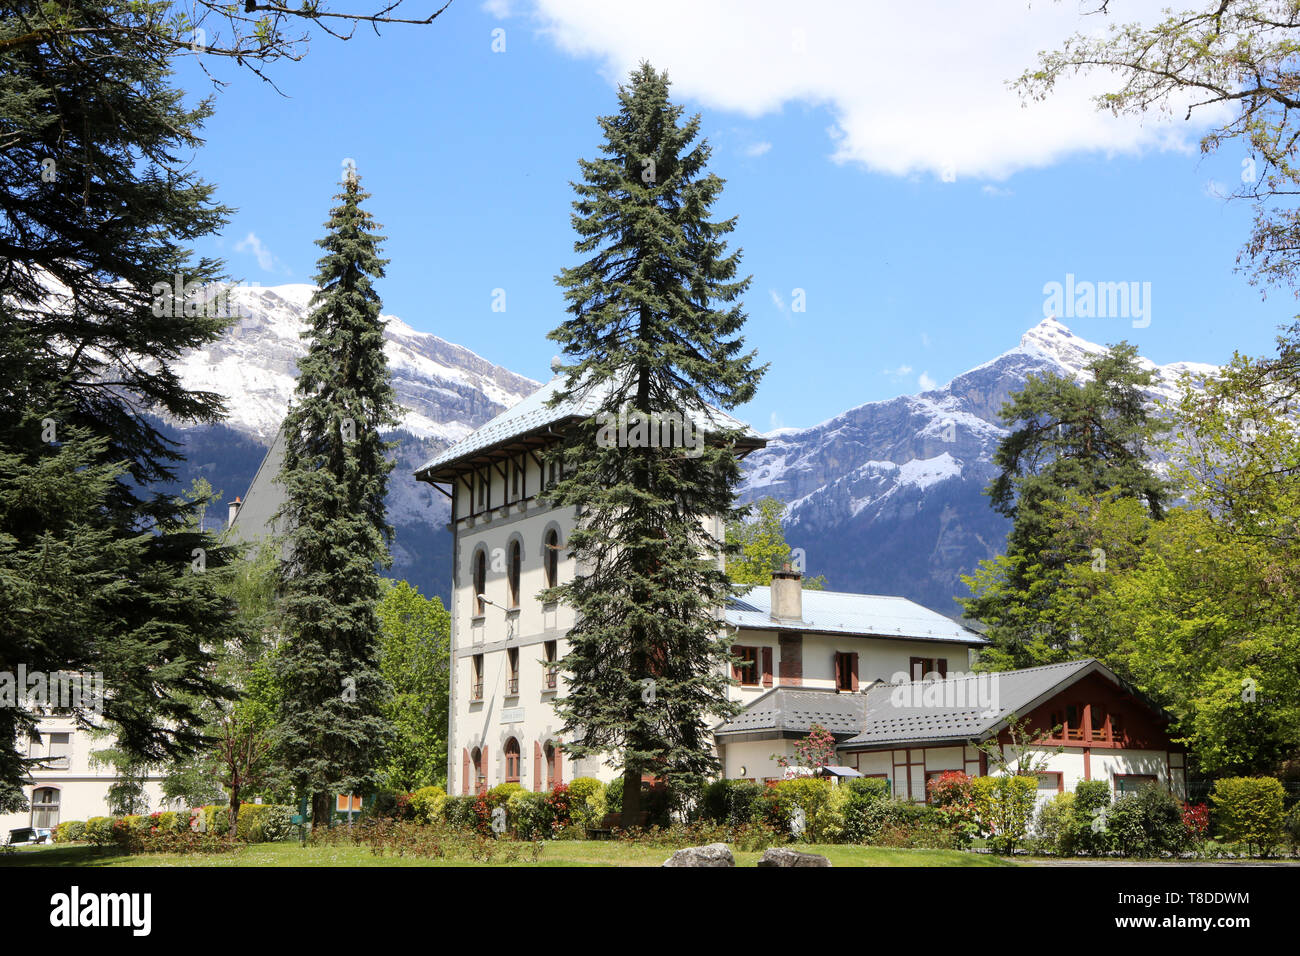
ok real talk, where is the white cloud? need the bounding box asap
[769,288,786,311]
[235,232,279,272]
[514,0,1224,180]
[744,141,773,157]
[919,371,937,390]
[920,332,932,348]
[982,184,1013,198]
[882,364,913,379]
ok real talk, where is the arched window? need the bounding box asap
[31,786,60,828]
[507,540,521,608]
[505,738,521,783]
[544,529,559,589]
[473,550,486,616]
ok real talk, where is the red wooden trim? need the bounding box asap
[533,741,542,791]
[850,653,859,692]
[762,647,773,687]
[1083,747,1091,781]
[462,748,470,796]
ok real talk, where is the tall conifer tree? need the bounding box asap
[273,174,399,826]
[964,343,1169,667]
[0,0,239,803]
[545,63,765,818]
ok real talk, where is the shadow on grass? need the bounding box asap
[1,844,131,867]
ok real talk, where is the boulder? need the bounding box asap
[661,843,735,867]
[756,847,832,867]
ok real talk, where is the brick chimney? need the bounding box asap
[227,496,242,529]
[770,563,803,622]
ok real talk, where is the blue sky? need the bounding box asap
[178,1,1294,432]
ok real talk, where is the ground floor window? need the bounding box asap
[1114,773,1158,795]
[1036,772,1064,795]
[31,787,59,828]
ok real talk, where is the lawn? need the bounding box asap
[1,840,1018,868]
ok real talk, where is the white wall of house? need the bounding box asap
[0,718,170,833]
[832,743,1186,803]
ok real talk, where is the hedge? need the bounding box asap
[1211,777,1286,856]
[410,786,447,825]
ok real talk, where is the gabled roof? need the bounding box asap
[714,659,1160,750]
[842,658,1104,748]
[414,373,764,482]
[725,586,985,645]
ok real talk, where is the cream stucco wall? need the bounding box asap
[0,717,170,833]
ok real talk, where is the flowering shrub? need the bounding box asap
[546,783,572,831]
[775,724,837,771]
[925,771,979,847]
[1182,802,1210,847]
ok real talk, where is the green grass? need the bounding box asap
[1,839,1018,868]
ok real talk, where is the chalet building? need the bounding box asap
[714,658,1188,801]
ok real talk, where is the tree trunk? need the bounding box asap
[621,766,640,827]
[228,790,240,837]
[312,790,331,831]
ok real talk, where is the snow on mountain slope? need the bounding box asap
[740,318,1217,614]
[170,284,538,443]
[164,283,540,602]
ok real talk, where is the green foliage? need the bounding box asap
[235,803,296,843]
[1211,777,1286,856]
[773,777,840,842]
[376,580,450,791]
[506,790,554,840]
[701,779,763,826]
[273,174,400,822]
[1032,792,1077,856]
[725,497,827,589]
[965,344,1168,669]
[84,817,114,847]
[1105,785,1188,858]
[54,820,86,843]
[972,775,1038,854]
[844,777,891,801]
[487,782,524,807]
[544,62,766,814]
[0,0,245,799]
[1072,779,1113,855]
[410,786,447,825]
[561,777,605,828]
[840,799,954,848]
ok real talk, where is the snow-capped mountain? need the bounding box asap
[172,284,536,443]
[740,318,1217,614]
[167,294,1212,613]
[165,284,538,598]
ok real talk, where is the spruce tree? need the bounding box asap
[545,63,766,819]
[273,174,399,827]
[964,342,1169,667]
[0,1,240,801]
